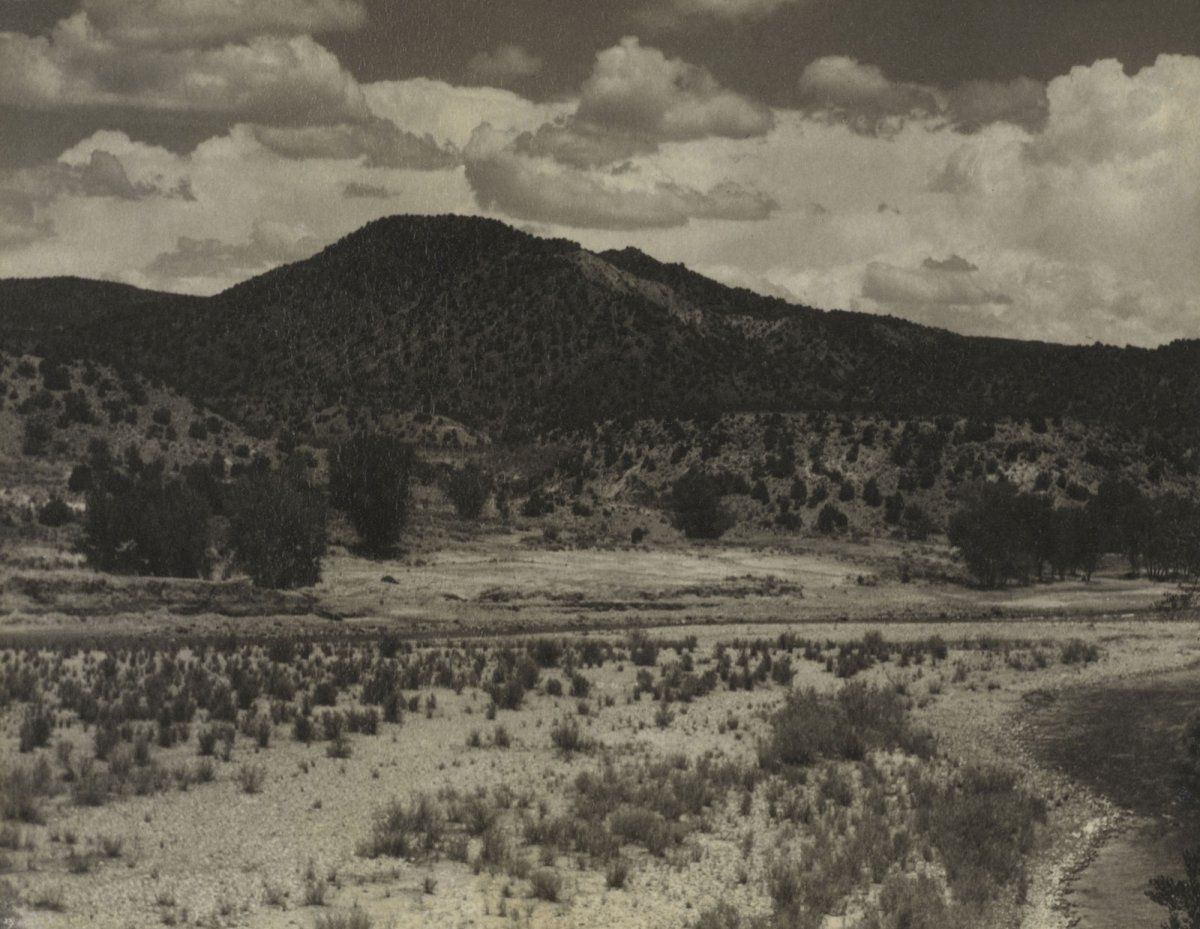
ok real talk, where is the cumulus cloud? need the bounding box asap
[577,37,773,142]
[493,37,776,172]
[145,220,320,284]
[798,56,1048,136]
[81,0,366,48]
[0,12,369,124]
[863,260,1010,307]
[0,146,194,251]
[464,125,776,229]
[465,44,542,86]
[251,118,458,168]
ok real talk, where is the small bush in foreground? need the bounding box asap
[759,682,933,771]
[359,795,444,860]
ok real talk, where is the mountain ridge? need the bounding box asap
[0,214,1196,454]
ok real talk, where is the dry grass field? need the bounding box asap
[2,530,1198,929]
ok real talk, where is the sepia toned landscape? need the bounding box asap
[2,2,1200,927]
[0,215,1197,929]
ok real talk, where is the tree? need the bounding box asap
[668,468,732,539]
[948,482,1032,588]
[329,434,414,554]
[38,497,73,527]
[862,478,883,508]
[228,467,327,588]
[1147,846,1200,929]
[446,463,492,519]
[22,414,54,456]
[817,504,848,534]
[84,472,211,577]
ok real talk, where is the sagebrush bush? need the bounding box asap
[916,765,1045,904]
[360,794,445,859]
[758,683,934,771]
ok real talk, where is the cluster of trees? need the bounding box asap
[948,478,1200,588]
[82,444,326,586]
[74,433,499,588]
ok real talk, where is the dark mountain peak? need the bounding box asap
[316,213,580,267]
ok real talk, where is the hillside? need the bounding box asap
[0,350,264,525]
[0,277,201,352]
[1,215,1196,448]
[1,214,1198,542]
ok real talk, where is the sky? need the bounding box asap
[1,0,1198,347]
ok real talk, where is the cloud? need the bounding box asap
[491,36,775,175]
[251,118,458,168]
[81,0,366,48]
[577,37,774,142]
[798,56,1048,136]
[144,220,320,284]
[863,260,1010,307]
[0,190,54,249]
[642,0,800,25]
[465,44,542,86]
[0,13,370,124]
[17,149,195,202]
[464,125,776,229]
[342,181,392,198]
[922,254,977,272]
[0,146,193,251]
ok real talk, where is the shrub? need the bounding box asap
[68,464,94,493]
[329,434,414,554]
[37,497,73,527]
[236,764,266,794]
[550,718,591,754]
[759,683,932,771]
[1147,846,1200,929]
[530,868,562,902]
[668,469,732,540]
[228,468,327,588]
[23,414,54,456]
[360,794,445,859]
[18,703,54,752]
[314,906,373,929]
[446,463,491,519]
[1178,713,1200,809]
[918,766,1045,904]
[816,504,848,534]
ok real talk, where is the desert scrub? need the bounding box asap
[359,794,445,859]
[758,682,934,772]
[529,868,563,902]
[313,905,372,929]
[236,764,266,794]
[549,717,593,754]
[915,765,1046,905]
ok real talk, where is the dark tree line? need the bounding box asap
[949,477,1200,588]
[74,432,498,587]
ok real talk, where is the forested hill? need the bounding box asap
[1,214,1198,449]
